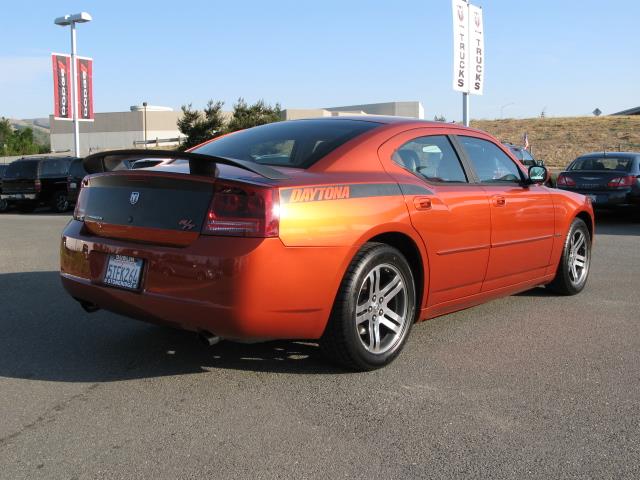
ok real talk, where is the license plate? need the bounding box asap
[104,255,144,290]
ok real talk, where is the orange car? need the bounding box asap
[60,117,594,370]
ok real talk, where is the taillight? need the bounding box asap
[73,179,89,221]
[607,176,636,188]
[556,174,576,187]
[34,179,42,192]
[202,182,279,237]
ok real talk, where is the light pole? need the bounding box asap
[54,12,92,157]
[143,102,148,145]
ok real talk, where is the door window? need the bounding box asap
[392,135,467,183]
[458,136,523,183]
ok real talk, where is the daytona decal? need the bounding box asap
[280,183,413,204]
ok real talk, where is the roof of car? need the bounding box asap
[288,115,487,133]
[13,156,78,162]
[576,152,640,159]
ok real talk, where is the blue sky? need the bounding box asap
[1,0,638,121]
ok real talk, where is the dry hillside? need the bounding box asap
[471,116,640,169]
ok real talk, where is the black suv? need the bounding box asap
[0,164,8,212]
[66,158,89,205]
[1,156,79,213]
[503,143,544,167]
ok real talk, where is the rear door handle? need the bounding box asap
[413,197,432,210]
[492,195,506,207]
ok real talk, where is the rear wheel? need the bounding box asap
[51,191,69,213]
[548,218,591,295]
[321,242,416,371]
[0,198,8,213]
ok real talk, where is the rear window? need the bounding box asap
[69,160,88,177]
[39,158,71,177]
[4,160,39,179]
[569,157,632,171]
[193,119,381,168]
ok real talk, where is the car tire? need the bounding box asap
[17,202,37,213]
[0,198,8,213]
[547,218,591,295]
[320,242,416,371]
[51,191,69,213]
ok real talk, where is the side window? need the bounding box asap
[392,135,467,183]
[458,136,522,183]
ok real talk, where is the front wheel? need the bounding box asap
[547,218,591,295]
[321,242,416,371]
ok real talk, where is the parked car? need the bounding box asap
[0,164,8,212]
[503,143,544,167]
[556,152,640,209]
[1,156,79,213]
[60,118,593,371]
[66,158,89,205]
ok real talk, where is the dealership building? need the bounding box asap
[49,101,424,156]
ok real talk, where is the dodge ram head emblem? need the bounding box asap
[129,192,140,205]
[178,219,196,231]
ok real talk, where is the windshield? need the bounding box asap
[4,160,39,179]
[569,157,632,171]
[193,119,381,168]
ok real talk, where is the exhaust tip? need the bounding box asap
[74,298,100,313]
[198,331,221,347]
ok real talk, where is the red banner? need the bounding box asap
[51,53,72,120]
[76,57,94,121]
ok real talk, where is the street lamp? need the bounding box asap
[54,12,92,157]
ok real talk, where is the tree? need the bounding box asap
[226,98,281,133]
[177,100,226,150]
[0,117,47,155]
[433,114,447,122]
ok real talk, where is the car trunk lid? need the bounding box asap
[77,172,215,247]
[560,170,628,190]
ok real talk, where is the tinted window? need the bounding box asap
[569,157,632,172]
[4,160,39,179]
[393,135,467,183]
[69,160,88,177]
[194,119,380,168]
[459,136,522,183]
[0,165,6,177]
[39,159,71,177]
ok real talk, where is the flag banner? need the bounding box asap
[468,4,484,95]
[451,0,470,93]
[52,53,72,120]
[76,56,94,121]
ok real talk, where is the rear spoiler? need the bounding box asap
[82,149,288,180]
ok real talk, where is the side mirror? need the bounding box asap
[528,165,548,184]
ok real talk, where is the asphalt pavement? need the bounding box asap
[0,210,638,479]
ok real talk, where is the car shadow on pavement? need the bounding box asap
[0,271,348,383]
[594,209,640,236]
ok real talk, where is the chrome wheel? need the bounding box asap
[355,263,409,354]
[568,229,588,285]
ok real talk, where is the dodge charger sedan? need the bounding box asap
[60,117,594,370]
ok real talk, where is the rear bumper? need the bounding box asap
[558,187,639,207]
[60,220,350,340]
[1,193,37,201]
